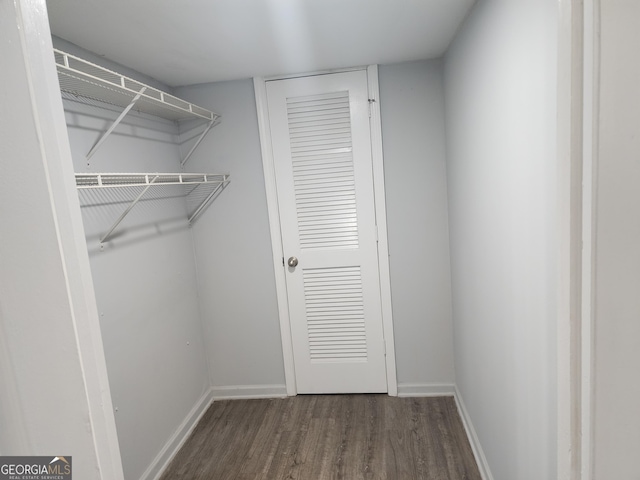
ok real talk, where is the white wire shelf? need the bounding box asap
[55,49,220,165]
[55,49,219,123]
[76,173,230,243]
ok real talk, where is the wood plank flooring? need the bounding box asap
[159,395,481,480]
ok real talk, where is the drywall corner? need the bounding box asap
[142,388,214,480]
[454,386,494,480]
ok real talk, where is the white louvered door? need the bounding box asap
[266,70,387,393]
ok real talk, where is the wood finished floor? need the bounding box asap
[159,395,482,480]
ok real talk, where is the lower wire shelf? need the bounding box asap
[75,172,230,243]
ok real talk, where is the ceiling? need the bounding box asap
[46,0,475,88]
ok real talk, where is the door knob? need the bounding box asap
[287,256,298,267]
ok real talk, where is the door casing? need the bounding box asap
[254,65,397,396]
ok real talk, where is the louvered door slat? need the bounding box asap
[295,179,355,189]
[293,157,353,167]
[303,268,367,362]
[290,127,352,138]
[303,266,367,362]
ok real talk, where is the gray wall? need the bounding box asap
[593,2,640,476]
[175,80,286,391]
[444,1,558,479]
[62,51,210,479]
[379,61,455,390]
[176,63,455,393]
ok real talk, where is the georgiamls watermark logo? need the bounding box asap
[0,456,72,479]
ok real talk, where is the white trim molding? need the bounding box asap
[581,0,599,478]
[397,383,455,397]
[253,66,398,397]
[211,384,288,400]
[2,1,124,477]
[366,65,398,396]
[253,76,298,396]
[143,388,214,480]
[454,387,494,480]
[557,0,586,478]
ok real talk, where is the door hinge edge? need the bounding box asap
[368,98,375,118]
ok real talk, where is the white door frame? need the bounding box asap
[254,66,398,396]
[3,1,124,477]
[557,0,592,478]
[579,0,598,478]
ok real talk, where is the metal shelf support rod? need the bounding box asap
[87,86,148,160]
[188,177,229,224]
[180,119,219,167]
[100,175,159,243]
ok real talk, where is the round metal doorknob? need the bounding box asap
[287,256,299,267]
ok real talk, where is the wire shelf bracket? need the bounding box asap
[188,177,229,224]
[54,49,221,162]
[181,118,220,167]
[98,174,159,243]
[86,86,147,161]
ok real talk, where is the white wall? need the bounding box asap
[61,49,211,479]
[444,1,558,479]
[378,61,455,392]
[592,2,640,477]
[175,80,287,393]
[0,1,123,478]
[176,64,456,394]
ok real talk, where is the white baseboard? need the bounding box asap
[211,384,288,400]
[454,386,494,480]
[397,382,455,397]
[140,387,214,480]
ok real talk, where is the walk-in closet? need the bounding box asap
[4,0,607,479]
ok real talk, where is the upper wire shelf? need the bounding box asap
[54,49,219,123]
[54,48,220,165]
